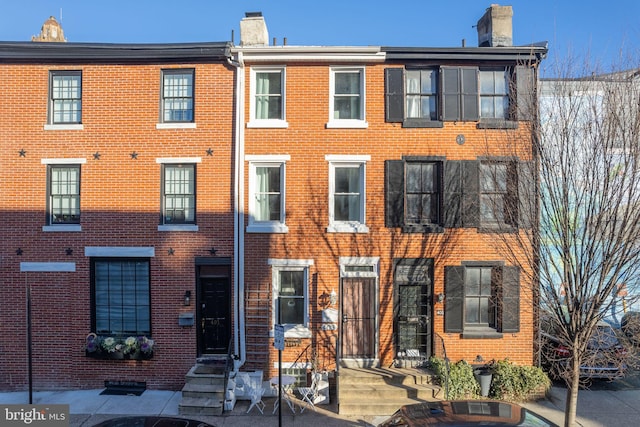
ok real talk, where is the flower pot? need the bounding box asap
[474,369,492,397]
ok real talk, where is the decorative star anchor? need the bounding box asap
[19,149,26,157]
[130,151,138,160]
[168,248,175,255]
[93,152,101,160]
[208,247,217,255]
[206,148,214,156]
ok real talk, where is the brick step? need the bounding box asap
[178,396,223,416]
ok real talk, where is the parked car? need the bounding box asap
[92,417,215,427]
[378,400,558,426]
[621,311,640,344]
[541,321,628,380]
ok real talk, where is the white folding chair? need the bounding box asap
[245,375,266,414]
[297,372,322,412]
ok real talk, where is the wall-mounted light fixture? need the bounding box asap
[184,290,191,306]
[437,293,445,303]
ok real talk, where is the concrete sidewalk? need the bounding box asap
[0,389,383,427]
[3,386,640,426]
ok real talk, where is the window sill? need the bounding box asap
[327,223,369,233]
[476,120,518,130]
[461,327,503,339]
[156,123,197,130]
[478,225,517,233]
[401,224,444,234]
[43,225,82,232]
[246,223,289,233]
[158,224,199,232]
[247,120,289,129]
[325,120,368,129]
[270,325,312,339]
[44,124,83,131]
[402,119,444,128]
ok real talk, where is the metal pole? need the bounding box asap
[26,273,33,404]
[278,299,282,427]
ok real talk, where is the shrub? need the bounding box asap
[428,357,550,402]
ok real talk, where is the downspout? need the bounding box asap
[228,51,246,366]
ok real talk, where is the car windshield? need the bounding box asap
[587,325,619,349]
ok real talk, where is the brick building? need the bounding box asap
[0,5,547,403]
[0,38,235,390]
[234,7,547,381]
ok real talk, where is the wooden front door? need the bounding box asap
[198,276,230,354]
[341,277,376,359]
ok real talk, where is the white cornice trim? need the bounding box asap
[232,46,385,63]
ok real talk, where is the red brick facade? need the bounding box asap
[0,17,546,393]
[0,47,236,390]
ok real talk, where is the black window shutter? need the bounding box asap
[443,160,462,228]
[441,67,461,121]
[385,68,404,122]
[385,160,405,227]
[462,160,479,228]
[500,266,520,333]
[518,160,535,229]
[515,65,535,121]
[444,266,465,333]
[461,67,479,121]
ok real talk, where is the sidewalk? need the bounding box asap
[3,386,640,426]
[0,389,384,427]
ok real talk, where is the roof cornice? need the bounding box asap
[0,41,232,64]
[382,44,548,63]
[231,45,385,63]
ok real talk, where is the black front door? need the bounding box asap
[199,276,230,354]
[394,258,433,359]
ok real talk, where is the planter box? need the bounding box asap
[86,350,153,360]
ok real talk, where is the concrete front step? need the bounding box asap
[337,367,442,416]
[178,396,224,416]
[181,382,225,399]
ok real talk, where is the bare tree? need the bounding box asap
[488,57,640,426]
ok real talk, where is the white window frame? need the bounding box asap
[248,67,288,128]
[246,154,290,233]
[326,155,370,233]
[269,259,314,338]
[41,158,86,232]
[156,157,201,232]
[327,66,368,129]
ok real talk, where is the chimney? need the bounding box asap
[240,12,269,46]
[476,4,512,47]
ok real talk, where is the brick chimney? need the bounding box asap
[476,4,512,47]
[240,12,269,46]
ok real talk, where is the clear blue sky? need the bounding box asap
[2,1,639,74]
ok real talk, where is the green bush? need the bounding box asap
[428,357,479,400]
[489,359,551,401]
[428,357,550,402]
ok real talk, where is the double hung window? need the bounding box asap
[48,165,81,224]
[270,259,313,338]
[49,71,82,124]
[329,67,367,128]
[479,69,509,119]
[480,162,516,228]
[250,68,286,127]
[92,258,151,336]
[162,164,196,225]
[247,155,289,233]
[406,69,438,121]
[327,155,370,233]
[405,162,441,226]
[161,69,194,123]
[444,264,520,337]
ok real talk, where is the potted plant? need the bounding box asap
[85,333,154,360]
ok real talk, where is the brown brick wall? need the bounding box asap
[0,62,235,391]
[242,62,535,378]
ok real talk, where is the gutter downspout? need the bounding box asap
[228,51,246,367]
